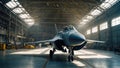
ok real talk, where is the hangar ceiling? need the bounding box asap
[18,0,101,25]
[14,0,102,40]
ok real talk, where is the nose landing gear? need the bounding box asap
[68,48,74,62]
[68,54,73,62]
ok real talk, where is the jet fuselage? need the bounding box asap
[52,25,87,51]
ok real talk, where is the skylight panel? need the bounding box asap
[100,0,118,9]
[15,1,20,5]
[105,0,117,5]
[80,22,86,25]
[83,19,89,22]
[19,14,29,18]
[13,8,23,13]
[90,9,102,16]
[100,3,111,9]
[5,0,35,26]
[86,15,93,20]
[78,0,119,27]
[12,0,18,1]
[24,19,34,22]
[6,1,17,8]
[80,19,89,25]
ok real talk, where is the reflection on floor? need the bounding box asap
[0,47,120,68]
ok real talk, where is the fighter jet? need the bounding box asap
[28,25,104,61]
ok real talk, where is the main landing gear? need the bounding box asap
[49,48,55,59]
[49,48,74,62]
[68,48,74,62]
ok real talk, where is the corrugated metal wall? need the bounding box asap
[85,2,120,51]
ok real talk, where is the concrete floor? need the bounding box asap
[0,47,120,68]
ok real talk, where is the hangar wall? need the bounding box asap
[0,2,27,45]
[85,2,120,51]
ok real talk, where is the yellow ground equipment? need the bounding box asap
[0,43,6,50]
[24,45,35,49]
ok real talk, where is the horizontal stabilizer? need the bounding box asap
[86,39,105,43]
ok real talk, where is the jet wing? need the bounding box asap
[86,39,105,43]
[26,36,63,44]
[26,39,53,44]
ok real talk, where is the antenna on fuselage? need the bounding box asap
[55,24,58,34]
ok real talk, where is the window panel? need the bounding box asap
[112,17,120,26]
[86,29,91,35]
[92,26,98,33]
[100,22,108,30]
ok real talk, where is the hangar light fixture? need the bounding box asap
[6,1,17,8]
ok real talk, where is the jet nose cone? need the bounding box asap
[69,33,85,44]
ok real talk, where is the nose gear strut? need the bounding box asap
[68,47,74,62]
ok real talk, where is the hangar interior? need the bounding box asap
[0,0,120,68]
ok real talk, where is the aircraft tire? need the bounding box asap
[68,55,73,62]
[49,50,53,59]
[68,55,71,62]
[71,56,73,61]
[64,49,67,52]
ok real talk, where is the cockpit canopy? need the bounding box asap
[63,25,75,31]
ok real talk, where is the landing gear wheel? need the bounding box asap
[68,55,71,62]
[68,55,73,62]
[49,50,53,59]
[64,48,67,52]
[68,48,74,62]
[71,56,73,61]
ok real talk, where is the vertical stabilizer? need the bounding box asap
[55,24,58,34]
